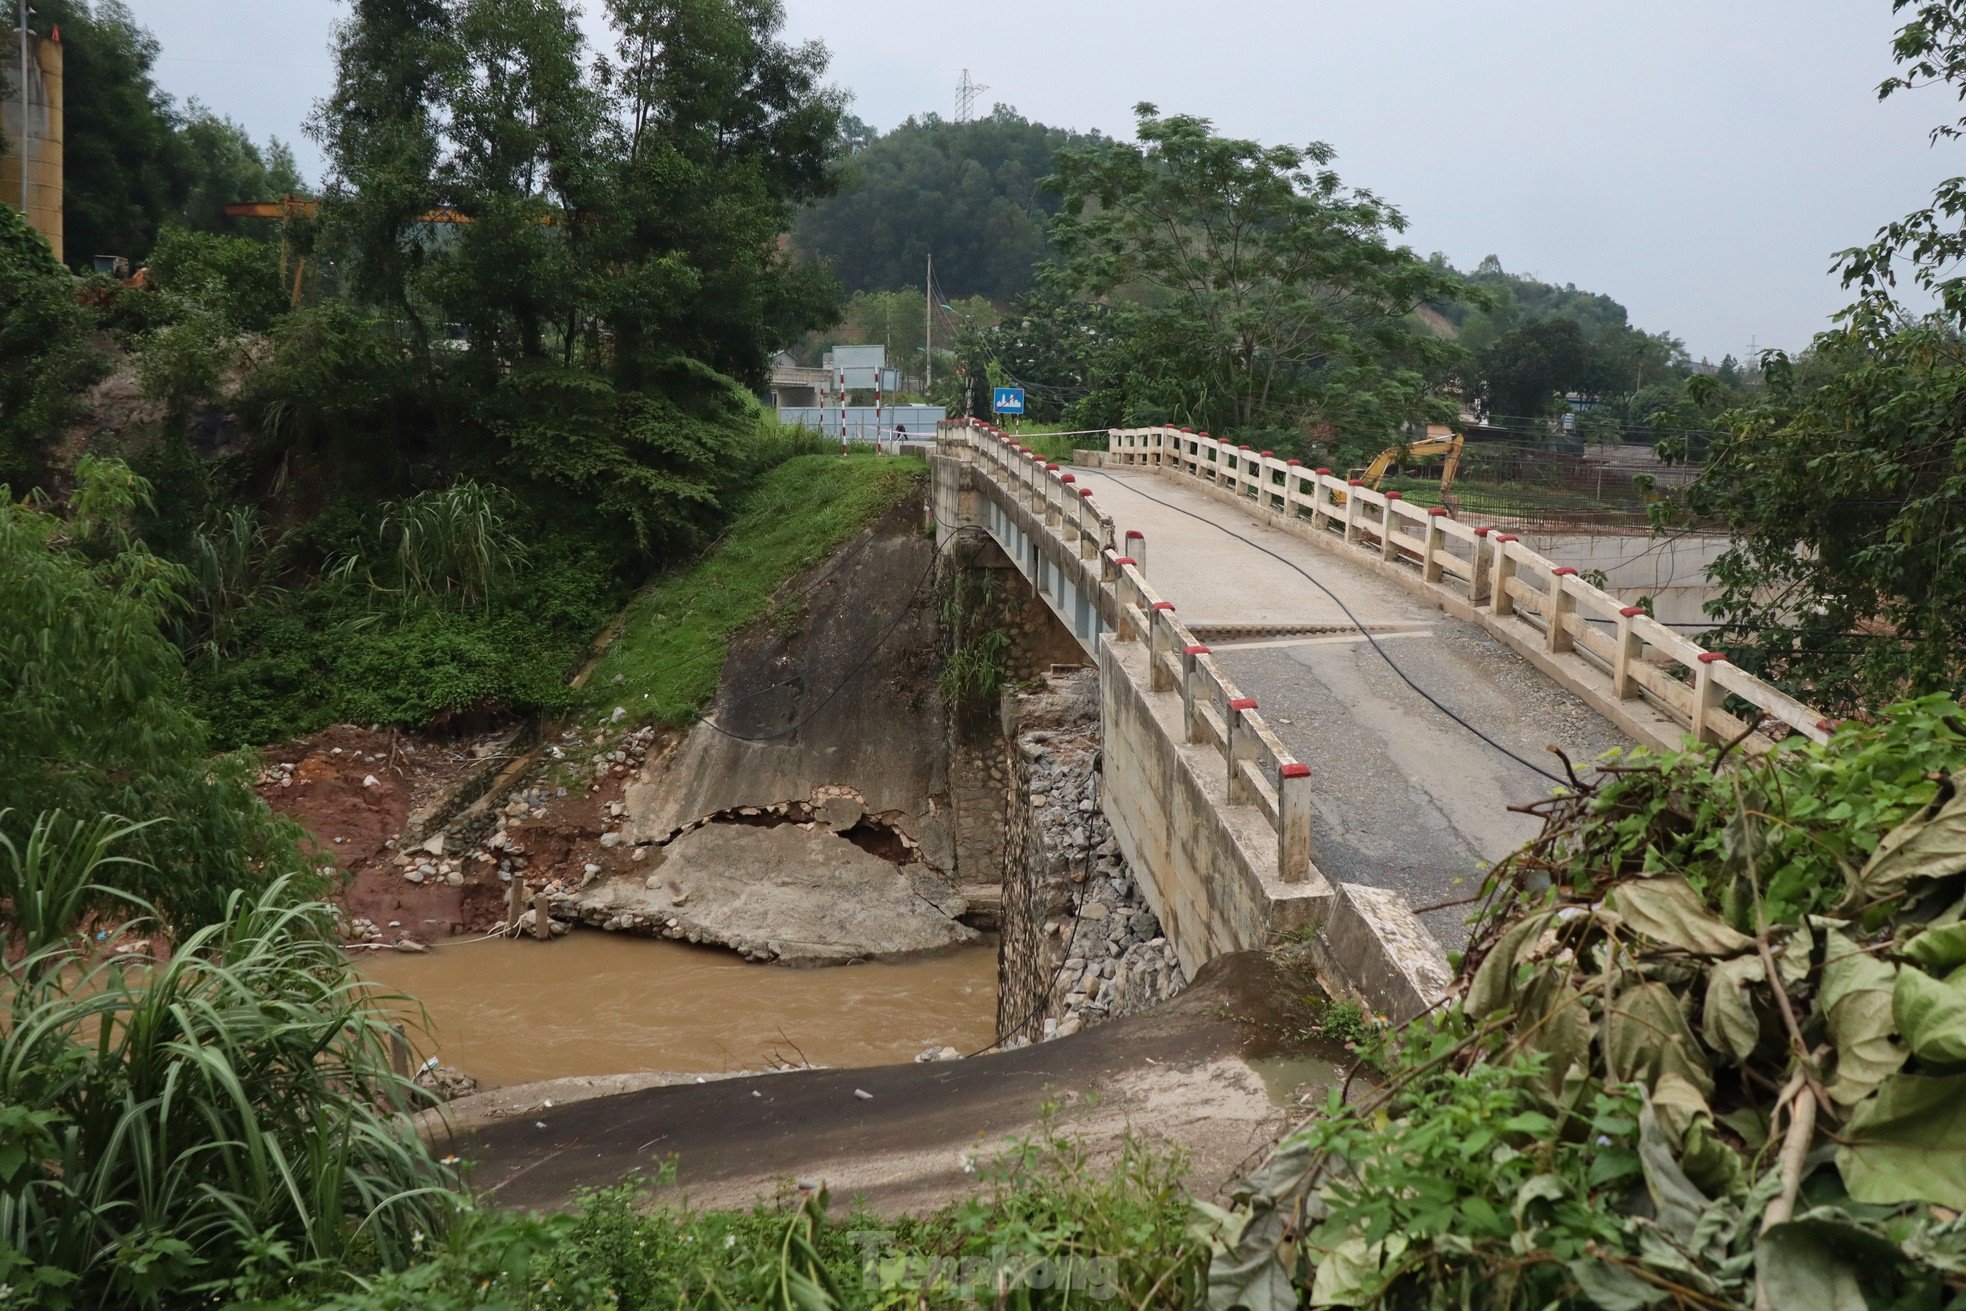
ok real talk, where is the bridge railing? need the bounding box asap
[1107,426,1829,750]
[942,419,1315,884]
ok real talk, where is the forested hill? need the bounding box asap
[790,108,1107,301]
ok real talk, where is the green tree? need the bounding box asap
[593,0,844,387]
[791,107,1105,300]
[1475,316,1595,422]
[0,205,103,486]
[311,0,455,338]
[173,104,303,232]
[0,459,307,927]
[1670,0,1966,709]
[429,0,603,366]
[1046,105,1466,439]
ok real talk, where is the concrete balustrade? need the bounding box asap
[935,419,1461,1022]
[936,420,1318,890]
[1103,425,1829,752]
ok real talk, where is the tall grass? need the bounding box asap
[185,505,279,655]
[331,481,526,616]
[0,811,456,1307]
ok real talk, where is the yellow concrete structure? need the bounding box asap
[1,28,63,261]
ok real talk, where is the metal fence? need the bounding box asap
[778,405,946,443]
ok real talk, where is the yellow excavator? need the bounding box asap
[1333,427,1465,514]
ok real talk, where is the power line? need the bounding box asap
[1076,468,1568,785]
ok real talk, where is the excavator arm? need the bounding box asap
[1336,432,1466,509]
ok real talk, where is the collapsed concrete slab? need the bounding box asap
[571,820,975,964]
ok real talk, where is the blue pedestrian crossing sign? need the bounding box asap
[992,387,1026,415]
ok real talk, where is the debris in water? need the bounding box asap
[853,1088,873,1101]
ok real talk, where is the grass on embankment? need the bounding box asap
[584,452,926,727]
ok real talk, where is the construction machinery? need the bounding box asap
[1334,427,1466,514]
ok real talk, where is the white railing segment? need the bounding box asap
[939,419,1316,884]
[1105,425,1830,750]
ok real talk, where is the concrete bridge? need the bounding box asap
[931,419,1828,1018]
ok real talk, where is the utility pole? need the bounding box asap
[18,0,29,217]
[924,253,933,394]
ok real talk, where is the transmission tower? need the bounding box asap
[955,69,988,123]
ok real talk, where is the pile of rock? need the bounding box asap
[1043,837,1185,1040]
[413,1062,480,1102]
[997,672,1188,1048]
[345,915,387,943]
[585,723,660,792]
[392,833,467,887]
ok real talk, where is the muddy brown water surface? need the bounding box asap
[355,930,1000,1088]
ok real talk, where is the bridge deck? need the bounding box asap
[1078,468,1627,945]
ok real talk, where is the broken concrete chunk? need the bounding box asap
[813,795,865,832]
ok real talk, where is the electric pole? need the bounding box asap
[19,0,29,216]
[925,254,933,394]
[955,70,987,124]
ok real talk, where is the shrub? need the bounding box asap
[0,203,104,487]
[0,812,455,1309]
[147,225,288,332]
[0,461,309,926]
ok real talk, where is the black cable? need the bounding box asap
[1078,468,1569,786]
[963,836,1097,1059]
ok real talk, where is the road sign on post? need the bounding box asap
[992,387,1026,415]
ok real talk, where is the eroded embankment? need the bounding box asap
[572,493,977,963]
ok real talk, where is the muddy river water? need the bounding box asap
[355,930,1000,1088]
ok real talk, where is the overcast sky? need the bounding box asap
[137,0,1950,359]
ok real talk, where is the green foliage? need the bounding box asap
[0,204,104,487]
[489,356,756,554]
[148,225,289,332]
[939,569,1012,710]
[0,460,308,926]
[342,481,526,614]
[0,813,456,1309]
[1678,316,1966,710]
[134,303,236,419]
[1661,4,1966,710]
[230,302,430,475]
[1044,107,1466,442]
[1204,697,1966,1309]
[190,531,620,746]
[262,1127,1196,1309]
[173,106,304,234]
[1299,996,1378,1048]
[586,454,924,726]
[792,108,1107,301]
[1532,695,1966,928]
